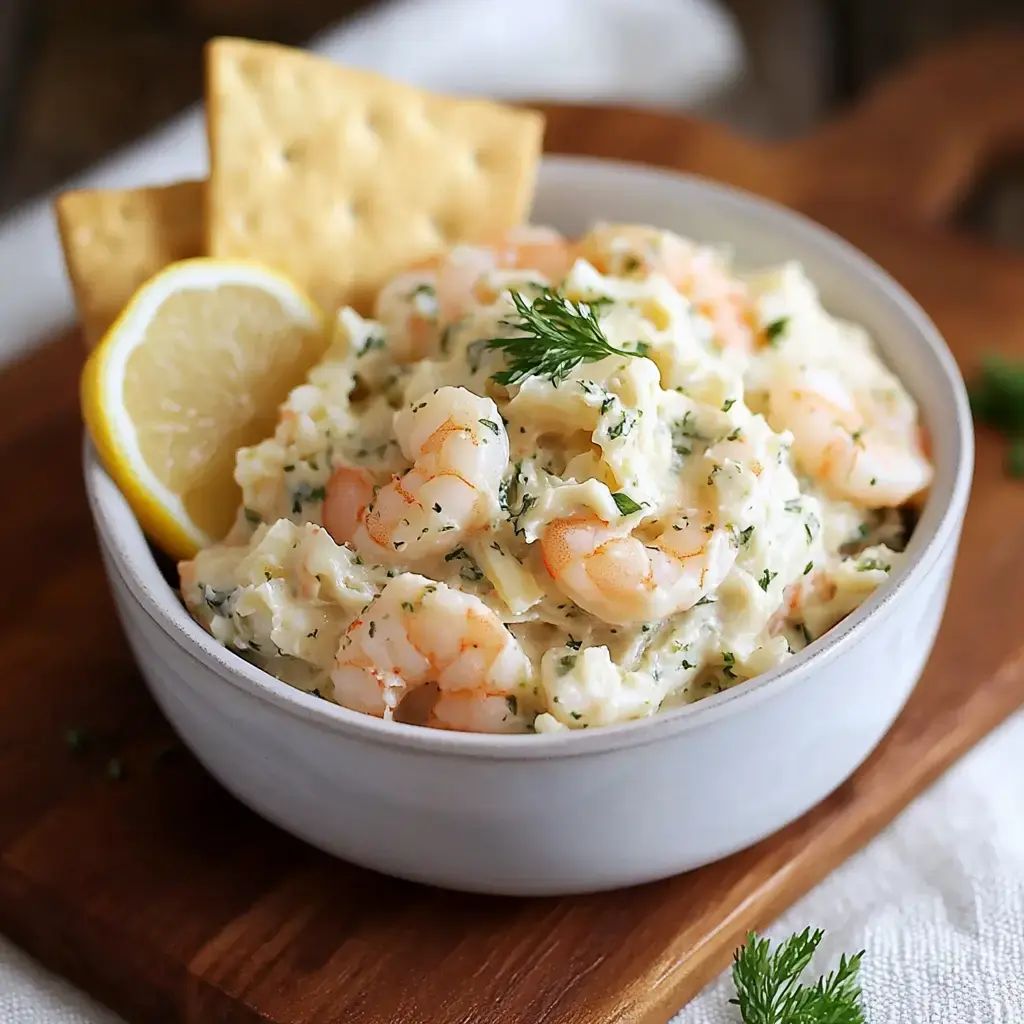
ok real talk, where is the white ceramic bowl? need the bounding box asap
[84,156,973,896]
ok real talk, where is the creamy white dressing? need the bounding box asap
[180,225,918,732]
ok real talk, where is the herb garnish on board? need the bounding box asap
[485,288,645,386]
[731,928,866,1023]
[969,354,1024,477]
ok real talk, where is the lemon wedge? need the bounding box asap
[82,258,326,560]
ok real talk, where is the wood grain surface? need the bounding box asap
[2,30,1024,1024]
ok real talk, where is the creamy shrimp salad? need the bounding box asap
[179,223,932,734]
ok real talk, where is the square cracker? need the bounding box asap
[205,38,545,314]
[55,180,205,348]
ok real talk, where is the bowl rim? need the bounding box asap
[84,153,974,761]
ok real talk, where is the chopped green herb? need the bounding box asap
[857,558,891,572]
[739,525,755,547]
[762,316,790,344]
[570,710,583,720]
[730,928,865,1024]
[694,595,716,607]
[566,636,582,651]
[970,356,1024,479]
[803,561,814,575]
[758,568,778,591]
[611,492,643,516]
[1009,438,1024,479]
[722,398,736,412]
[479,418,500,436]
[368,621,377,638]
[558,655,578,674]
[459,562,485,583]
[432,502,442,513]
[607,409,634,440]
[357,332,386,356]
[445,547,466,562]
[486,288,644,386]
[401,601,416,612]
[506,695,518,716]
[722,652,737,679]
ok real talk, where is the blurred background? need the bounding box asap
[0,0,1021,360]
[0,0,1021,211]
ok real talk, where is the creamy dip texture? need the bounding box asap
[179,223,931,733]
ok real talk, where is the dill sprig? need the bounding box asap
[969,354,1024,477]
[731,928,866,1024]
[485,288,644,386]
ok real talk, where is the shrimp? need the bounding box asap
[373,270,440,364]
[373,227,575,361]
[767,363,932,507]
[541,512,737,626]
[576,223,755,352]
[322,386,509,563]
[330,573,532,733]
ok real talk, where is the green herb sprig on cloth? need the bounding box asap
[731,928,866,1024]
[485,288,645,386]
[969,355,1024,478]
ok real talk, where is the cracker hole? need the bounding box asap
[331,200,360,231]
[425,218,448,244]
[234,211,260,235]
[280,143,303,166]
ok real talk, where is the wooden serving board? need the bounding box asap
[2,31,1024,1024]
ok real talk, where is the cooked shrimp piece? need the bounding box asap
[372,227,575,361]
[373,271,440,364]
[576,223,754,352]
[330,573,532,732]
[321,466,377,550]
[541,512,737,626]
[323,386,509,563]
[767,363,932,507]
